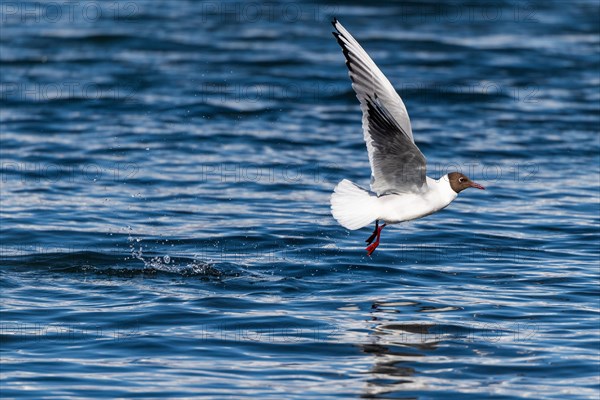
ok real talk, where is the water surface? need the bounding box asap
[1,1,599,398]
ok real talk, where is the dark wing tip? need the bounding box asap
[331,17,338,27]
[331,31,354,73]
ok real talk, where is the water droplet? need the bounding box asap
[163,255,170,264]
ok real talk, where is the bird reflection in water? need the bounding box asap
[358,301,450,399]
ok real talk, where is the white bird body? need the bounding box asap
[331,176,457,230]
[329,19,484,254]
[381,176,458,222]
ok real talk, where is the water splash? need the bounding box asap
[126,230,220,277]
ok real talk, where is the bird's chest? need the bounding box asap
[381,190,456,224]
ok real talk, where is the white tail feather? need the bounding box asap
[330,179,379,230]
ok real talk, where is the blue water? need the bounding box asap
[1,1,599,398]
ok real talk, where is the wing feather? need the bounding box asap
[332,19,426,195]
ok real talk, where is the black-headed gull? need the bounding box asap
[329,19,485,256]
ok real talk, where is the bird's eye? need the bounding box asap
[458,177,465,183]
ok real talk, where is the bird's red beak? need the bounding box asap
[469,181,485,190]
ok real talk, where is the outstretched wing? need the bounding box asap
[332,18,426,195]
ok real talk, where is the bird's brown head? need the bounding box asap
[448,172,485,193]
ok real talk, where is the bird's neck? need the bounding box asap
[427,175,459,205]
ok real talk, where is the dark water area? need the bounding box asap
[1,0,599,398]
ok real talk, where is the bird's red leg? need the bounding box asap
[365,220,379,245]
[365,223,386,256]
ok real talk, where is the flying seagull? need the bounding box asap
[330,18,485,256]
